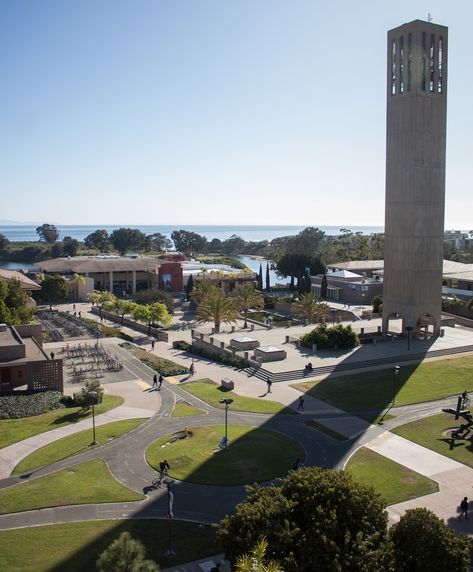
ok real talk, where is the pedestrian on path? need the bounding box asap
[189,362,195,376]
[153,374,158,388]
[459,497,469,520]
[158,374,164,389]
[266,377,272,393]
[151,339,155,351]
[298,396,304,411]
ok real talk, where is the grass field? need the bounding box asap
[182,379,295,414]
[0,460,143,515]
[392,412,473,468]
[146,425,304,485]
[13,418,146,475]
[0,519,220,572]
[346,447,438,506]
[0,395,123,449]
[172,402,205,417]
[293,355,473,411]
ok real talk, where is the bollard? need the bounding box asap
[231,325,235,333]
[220,342,225,349]
[361,327,364,335]
[210,337,214,345]
[285,335,289,343]
[250,324,254,331]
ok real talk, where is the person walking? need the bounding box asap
[266,377,272,393]
[159,460,170,477]
[459,497,469,520]
[152,374,158,388]
[158,373,164,389]
[151,339,155,351]
[189,362,195,376]
[298,396,304,411]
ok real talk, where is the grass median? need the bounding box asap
[146,425,304,485]
[0,395,123,449]
[0,520,220,572]
[346,447,438,506]
[392,412,473,469]
[182,378,295,414]
[293,354,473,411]
[0,459,143,515]
[13,418,146,475]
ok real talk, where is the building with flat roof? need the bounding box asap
[0,324,63,393]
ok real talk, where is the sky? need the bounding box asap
[1,0,472,228]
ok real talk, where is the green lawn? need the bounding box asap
[0,459,143,515]
[146,425,304,485]
[172,402,206,417]
[182,379,295,414]
[346,447,438,506]
[392,412,473,468]
[0,395,123,449]
[293,355,473,411]
[13,418,146,475]
[0,519,220,572]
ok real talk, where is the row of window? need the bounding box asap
[391,32,444,95]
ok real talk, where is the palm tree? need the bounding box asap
[191,278,219,304]
[232,283,264,328]
[235,537,282,572]
[196,289,239,332]
[293,292,330,324]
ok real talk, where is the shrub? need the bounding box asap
[134,289,174,314]
[300,323,360,350]
[372,295,383,314]
[0,391,65,419]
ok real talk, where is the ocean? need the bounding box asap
[0,224,384,243]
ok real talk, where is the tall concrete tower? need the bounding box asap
[382,19,448,337]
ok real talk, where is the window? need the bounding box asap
[407,33,412,91]
[429,34,435,92]
[422,32,426,90]
[438,37,443,93]
[399,36,404,92]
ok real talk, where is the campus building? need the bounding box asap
[0,324,63,393]
[382,19,448,336]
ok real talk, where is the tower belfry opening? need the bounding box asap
[381,19,448,338]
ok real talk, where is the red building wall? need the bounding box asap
[158,262,183,292]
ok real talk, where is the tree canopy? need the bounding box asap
[38,275,67,305]
[171,230,208,256]
[219,467,390,572]
[96,531,159,572]
[110,228,147,255]
[231,283,264,328]
[84,229,111,252]
[36,224,59,244]
[0,280,34,325]
[196,288,239,332]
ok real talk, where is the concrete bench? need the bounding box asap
[221,378,235,390]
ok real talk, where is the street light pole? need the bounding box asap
[392,366,400,406]
[89,390,98,445]
[219,398,233,448]
[405,326,413,351]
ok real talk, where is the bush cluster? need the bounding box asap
[139,356,189,376]
[0,391,65,419]
[300,323,360,350]
[174,341,247,369]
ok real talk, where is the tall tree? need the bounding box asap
[265,263,270,292]
[235,538,282,572]
[293,293,330,324]
[320,273,328,298]
[258,263,263,291]
[222,234,245,255]
[104,298,134,324]
[196,289,239,332]
[39,275,67,307]
[62,236,79,257]
[191,278,219,305]
[84,229,110,252]
[171,230,208,256]
[219,467,391,572]
[276,254,326,289]
[110,228,147,255]
[96,531,159,572]
[185,274,194,301]
[36,223,59,244]
[87,290,116,317]
[132,302,171,334]
[0,233,9,250]
[145,232,172,252]
[231,283,264,328]
[390,508,470,572]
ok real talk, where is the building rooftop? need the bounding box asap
[328,259,473,275]
[35,256,161,273]
[0,269,41,291]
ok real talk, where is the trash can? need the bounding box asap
[440,328,445,337]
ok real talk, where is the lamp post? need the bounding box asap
[219,398,233,448]
[392,366,400,406]
[89,390,98,445]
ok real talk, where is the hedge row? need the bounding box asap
[300,323,360,350]
[0,391,66,420]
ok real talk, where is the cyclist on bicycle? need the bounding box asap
[159,460,170,477]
